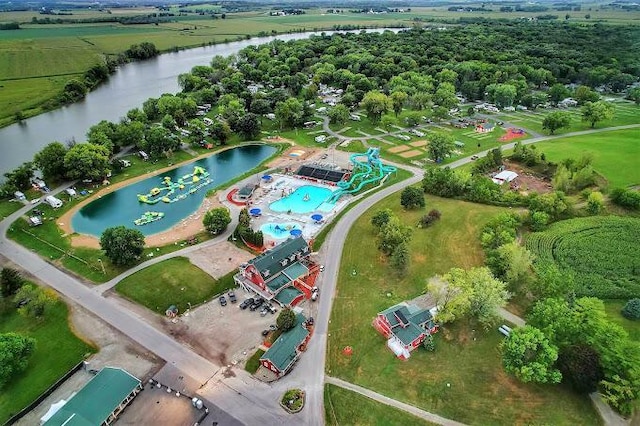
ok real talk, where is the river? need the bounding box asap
[0,28,397,175]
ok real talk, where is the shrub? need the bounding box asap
[418,209,442,228]
[610,188,640,210]
[400,186,425,209]
[621,299,640,320]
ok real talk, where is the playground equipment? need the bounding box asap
[326,147,396,203]
[137,166,212,204]
[133,211,165,226]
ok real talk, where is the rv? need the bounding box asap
[44,195,63,209]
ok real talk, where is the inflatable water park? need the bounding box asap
[137,166,212,205]
[134,211,164,226]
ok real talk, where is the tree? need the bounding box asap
[210,121,231,145]
[234,113,261,140]
[360,91,391,124]
[528,210,550,232]
[277,308,296,331]
[33,142,68,182]
[400,186,425,209]
[548,84,570,105]
[1,268,24,298]
[187,119,207,145]
[627,87,640,105]
[531,262,576,299]
[203,207,231,235]
[621,299,640,320]
[14,284,56,318]
[581,101,614,128]
[492,242,534,289]
[501,325,562,384]
[427,131,455,163]
[328,104,350,125]
[61,78,87,102]
[142,126,180,157]
[100,226,145,266]
[275,97,305,129]
[574,85,599,105]
[390,91,408,116]
[2,162,35,196]
[390,242,410,274]
[558,344,604,393]
[491,84,518,108]
[0,333,36,389]
[63,143,110,181]
[586,191,605,215]
[114,121,145,149]
[377,216,412,256]
[542,111,571,135]
[371,209,393,229]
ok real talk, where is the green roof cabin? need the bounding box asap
[42,367,142,425]
[234,237,319,307]
[373,303,438,360]
[258,313,312,381]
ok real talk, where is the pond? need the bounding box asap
[72,144,276,237]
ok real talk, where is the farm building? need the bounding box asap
[373,302,438,360]
[42,367,142,426]
[234,237,320,307]
[475,123,495,133]
[257,313,312,381]
[492,170,519,185]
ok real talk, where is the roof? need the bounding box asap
[266,262,309,292]
[44,367,140,426]
[260,314,309,372]
[249,237,310,280]
[378,303,434,346]
[238,184,255,197]
[492,170,518,184]
[274,287,304,306]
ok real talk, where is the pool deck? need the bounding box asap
[246,174,349,246]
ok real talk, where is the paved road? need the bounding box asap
[326,376,467,426]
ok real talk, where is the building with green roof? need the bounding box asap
[258,314,311,381]
[373,302,438,360]
[234,237,318,307]
[43,367,142,426]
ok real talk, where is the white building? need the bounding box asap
[492,170,518,185]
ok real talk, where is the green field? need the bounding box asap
[534,128,640,188]
[605,300,640,341]
[326,192,601,424]
[325,384,436,426]
[115,257,235,313]
[495,102,640,137]
[0,299,95,424]
[526,216,640,299]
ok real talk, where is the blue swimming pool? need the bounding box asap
[260,223,302,239]
[269,185,334,214]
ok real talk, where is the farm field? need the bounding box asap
[326,193,599,424]
[115,257,235,313]
[525,216,640,299]
[324,384,436,426]
[494,102,640,136]
[533,128,640,188]
[0,299,95,424]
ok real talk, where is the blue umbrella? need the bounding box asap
[249,208,261,216]
[290,229,302,236]
[311,214,323,221]
[262,175,272,180]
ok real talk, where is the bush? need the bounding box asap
[400,186,425,209]
[418,209,442,228]
[610,188,640,210]
[621,299,640,320]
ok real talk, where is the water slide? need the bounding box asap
[326,147,396,203]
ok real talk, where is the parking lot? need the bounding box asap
[165,289,281,369]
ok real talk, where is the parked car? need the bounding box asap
[269,324,278,331]
[266,304,278,314]
[239,298,254,310]
[471,155,479,161]
[228,291,237,303]
[261,329,270,336]
[260,307,269,317]
[250,298,265,311]
[219,295,227,306]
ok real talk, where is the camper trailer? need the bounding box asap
[44,195,63,209]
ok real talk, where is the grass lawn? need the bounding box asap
[115,257,235,313]
[0,199,22,220]
[325,384,437,426]
[0,299,95,423]
[244,348,265,374]
[533,128,640,188]
[327,192,600,424]
[604,300,640,341]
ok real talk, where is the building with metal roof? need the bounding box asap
[373,303,438,360]
[42,367,142,426]
[258,314,311,381]
[234,237,319,307]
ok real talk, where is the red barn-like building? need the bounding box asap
[234,237,319,307]
[373,302,438,360]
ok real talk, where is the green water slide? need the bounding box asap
[326,147,396,203]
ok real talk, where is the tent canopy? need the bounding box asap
[249,208,261,215]
[290,229,302,236]
[311,214,323,221]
